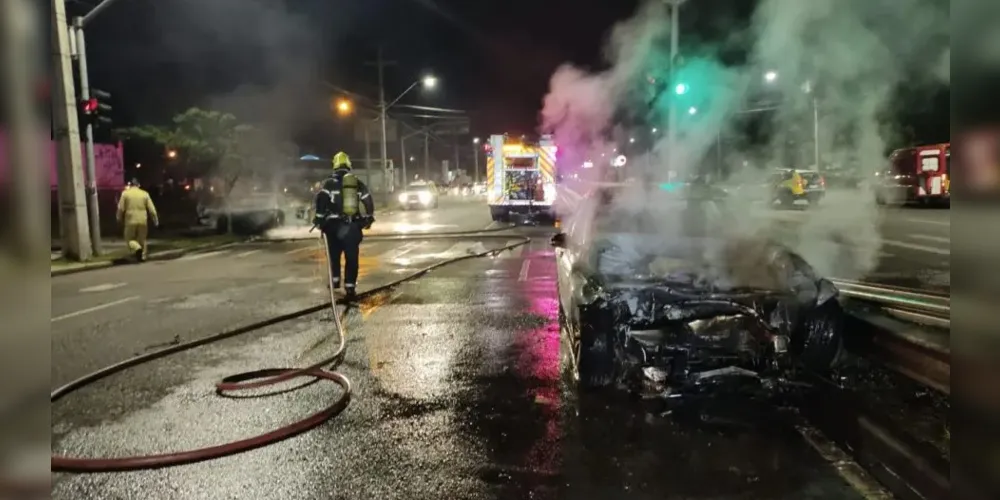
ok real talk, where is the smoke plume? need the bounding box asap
[540,0,949,284]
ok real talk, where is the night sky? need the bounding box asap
[69,0,948,163]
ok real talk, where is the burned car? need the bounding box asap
[551,183,845,398]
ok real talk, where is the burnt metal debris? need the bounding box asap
[569,242,846,402]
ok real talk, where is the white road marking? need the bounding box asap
[278,276,317,284]
[377,242,422,260]
[882,239,950,255]
[284,245,317,256]
[498,240,525,259]
[79,282,127,293]
[52,296,140,323]
[910,234,950,244]
[235,249,260,258]
[518,260,531,282]
[177,250,228,261]
[439,242,475,257]
[905,217,949,226]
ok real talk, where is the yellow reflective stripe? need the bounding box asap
[537,148,556,182]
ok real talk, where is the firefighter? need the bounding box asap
[313,152,375,300]
[116,178,159,261]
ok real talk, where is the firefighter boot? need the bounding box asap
[344,284,357,302]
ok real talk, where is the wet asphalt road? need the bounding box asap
[50,197,941,499]
[52,232,882,500]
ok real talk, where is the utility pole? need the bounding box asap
[364,125,373,189]
[3,0,48,262]
[423,131,430,181]
[51,0,92,261]
[73,17,102,255]
[369,47,397,205]
[454,142,460,179]
[400,138,408,185]
[812,96,821,169]
[473,142,480,184]
[665,0,685,175]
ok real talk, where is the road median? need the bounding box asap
[51,235,244,277]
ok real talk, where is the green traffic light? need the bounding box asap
[674,83,688,95]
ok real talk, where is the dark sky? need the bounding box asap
[69,0,947,159]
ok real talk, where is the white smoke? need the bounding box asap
[541,0,949,284]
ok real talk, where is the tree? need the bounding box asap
[119,107,257,234]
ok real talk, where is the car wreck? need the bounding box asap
[552,183,846,401]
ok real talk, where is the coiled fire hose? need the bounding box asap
[51,226,529,473]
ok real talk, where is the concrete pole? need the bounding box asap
[812,96,821,169]
[73,17,102,255]
[423,131,430,181]
[377,48,390,204]
[454,142,460,180]
[364,124,373,189]
[473,144,480,184]
[666,0,681,175]
[51,0,92,261]
[399,137,402,188]
[3,0,48,262]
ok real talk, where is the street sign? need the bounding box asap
[353,118,398,143]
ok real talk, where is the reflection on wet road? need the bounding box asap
[52,232,882,499]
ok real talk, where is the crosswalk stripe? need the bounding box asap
[910,234,950,244]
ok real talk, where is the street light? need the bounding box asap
[166,149,177,159]
[379,70,439,196]
[423,75,438,89]
[335,97,353,115]
[629,137,636,143]
[764,70,778,83]
[688,106,698,115]
[651,127,658,133]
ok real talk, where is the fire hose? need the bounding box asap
[51,225,530,473]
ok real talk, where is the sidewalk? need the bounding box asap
[51,234,242,276]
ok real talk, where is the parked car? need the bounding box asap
[198,193,286,234]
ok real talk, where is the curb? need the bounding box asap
[51,241,246,277]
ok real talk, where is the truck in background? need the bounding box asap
[875,143,950,206]
[485,134,558,222]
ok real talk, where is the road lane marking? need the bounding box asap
[177,250,228,261]
[377,242,421,260]
[285,245,317,256]
[518,260,531,282]
[278,276,318,284]
[910,234,950,244]
[52,296,140,323]
[498,240,525,259]
[235,249,260,258]
[882,239,950,255]
[79,282,127,293]
[905,217,949,226]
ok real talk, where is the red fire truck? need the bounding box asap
[875,143,950,206]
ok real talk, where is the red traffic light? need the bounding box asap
[81,98,98,114]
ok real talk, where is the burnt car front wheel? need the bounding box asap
[792,300,846,371]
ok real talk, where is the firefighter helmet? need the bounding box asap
[333,151,352,169]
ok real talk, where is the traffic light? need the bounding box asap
[79,88,112,127]
[674,83,689,95]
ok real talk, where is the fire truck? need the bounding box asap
[485,134,558,221]
[875,143,950,206]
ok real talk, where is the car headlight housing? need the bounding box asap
[418,192,432,204]
[398,193,408,203]
[571,271,604,306]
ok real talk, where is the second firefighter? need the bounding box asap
[314,152,375,300]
